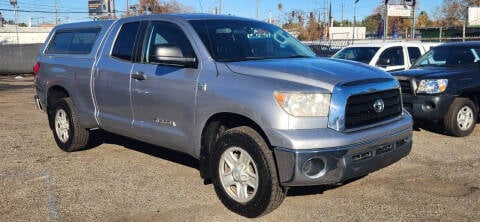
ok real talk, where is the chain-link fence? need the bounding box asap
[303,40,353,57]
[304,36,480,57]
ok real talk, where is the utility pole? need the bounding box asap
[323,0,327,25]
[256,0,259,19]
[55,0,58,25]
[219,0,222,14]
[9,0,19,44]
[112,0,116,19]
[411,0,416,39]
[384,0,389,41]
[126,0,129,16]
[353,0,359,41]
[9,0,18,25]
[340,0,345,26]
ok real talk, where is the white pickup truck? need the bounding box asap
[332,42,438,72]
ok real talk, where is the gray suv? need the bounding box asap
[34,14,413,217]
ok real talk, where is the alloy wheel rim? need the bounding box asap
[55,109,70,143]
[457,106,474,131]
[218,147,259,203]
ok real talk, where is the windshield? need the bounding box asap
[413,46,480,68]
[189,20,316,62]
[332,47,380,64]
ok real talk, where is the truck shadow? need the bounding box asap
[89,130,199,170]
[88,130,366,197]
[0,83,34,91]
[287,176,365,196]
[413,121,449,135]
[414,119,480,136]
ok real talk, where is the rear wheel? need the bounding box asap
[212,126,286,218]
[444,98,477,137]
[49,98,90,151]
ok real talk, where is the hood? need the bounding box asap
[392,67,472,79]
[225,58,394,91]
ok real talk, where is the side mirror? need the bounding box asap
[151,44,197,68]
[377,58,391,67]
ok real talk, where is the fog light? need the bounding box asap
[302,157,327,178]
[421,102,436,112]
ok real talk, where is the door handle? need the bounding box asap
[131,71,146,80]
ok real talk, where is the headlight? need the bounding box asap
[274,91,331,117]
[416,79,448,94]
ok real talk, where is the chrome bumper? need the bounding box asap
[273,126,412,186]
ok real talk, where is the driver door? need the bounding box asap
[130,20,199,152]
[376,46,406,72]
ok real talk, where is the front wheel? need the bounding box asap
[49,98,90,152]
[444,98,477,137]
[212,126,286,218]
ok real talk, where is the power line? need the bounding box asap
[0,8,126,14]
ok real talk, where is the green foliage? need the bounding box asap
[362,13,382,33]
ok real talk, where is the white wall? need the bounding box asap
[0,25,52,44]
[329,26,366,40]
[468,7,480,26]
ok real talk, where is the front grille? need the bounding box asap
[398,80,412,94]
[345,89,402,129]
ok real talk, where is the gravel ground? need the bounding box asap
[1,74,479,222]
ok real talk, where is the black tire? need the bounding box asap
[49,97,90,152]
[444,98,477,137]
[211,126,286,218]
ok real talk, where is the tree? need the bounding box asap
[282,10,305,32]
[139,0,193,14]
[416,11,432,28]
[298,12,321,40]
[362,13,382,33]
[281,10,324,41]
[435,0,480,27]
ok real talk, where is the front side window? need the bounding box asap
[47,28,100,54]
[377,47,404,66]
[407,47,421,62]
[190,20,315,62]
[111,22,140,61]
[143,21,195,64]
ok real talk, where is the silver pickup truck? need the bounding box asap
[34,14,413,217]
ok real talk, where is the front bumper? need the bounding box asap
[402,93,454,120]
[271,115,413,186]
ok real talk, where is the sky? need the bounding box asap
[0,0,441,26]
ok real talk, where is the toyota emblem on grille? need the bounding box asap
[373,98,385,113]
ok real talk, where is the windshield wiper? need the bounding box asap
[277,54,312,59]
[219,57,266,62]
[244,56,267,60]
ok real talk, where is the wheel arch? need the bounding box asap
[46,85,70,129]
[458,92,479,114]
[47,85,70,111]
[199,112,272,181]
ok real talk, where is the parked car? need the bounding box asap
[332,42,438,72]
[392,41,480,137]
[33,14,413,217]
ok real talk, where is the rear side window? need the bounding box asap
[46,28,100,54]
[111,22,140,61]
